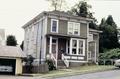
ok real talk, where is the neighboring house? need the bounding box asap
[0,29,5,45]
[0,46,26,75]
[22,10,102,68]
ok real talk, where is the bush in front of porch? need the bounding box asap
[46,59,56,71]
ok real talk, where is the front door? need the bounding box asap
[88,41,96,62]
[52,38,58,59]
[58,38,66,59]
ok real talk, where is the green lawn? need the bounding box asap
[31,65,115,79]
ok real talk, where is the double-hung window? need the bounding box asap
[68,22,73,34]
[51,19,58,33]
[72,40,77,54]
[74,23,80,35]
[70,38,85,55]
[68,22,80,35]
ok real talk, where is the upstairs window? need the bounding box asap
[51,19,58,33]
[68,22,73,34]
[74,23,80,35]
[68,22,80,35]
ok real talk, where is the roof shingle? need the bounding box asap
[0,46,26,58]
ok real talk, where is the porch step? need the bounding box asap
[57,60,66,66]
[57,66,67,69]
[57,60,67,69]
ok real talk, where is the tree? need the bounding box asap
[6,35,17,46]
[20,41,24,50]
[46,0,65,11]
[99,15,119,52]
[68,0,98,29]
[68,1,91,17]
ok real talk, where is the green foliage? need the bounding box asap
[99,48,120,59]
[25,55,35,66]
[99,15,119,52]
[46,59,56,71]
[6,35,17,46]
[68,0,97,29]
[89,21,98,30]
[68,1,91,17]
[24,55,35,73]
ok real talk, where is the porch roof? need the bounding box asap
[89,40,96,43]
[46,33,87,39]
[89,29,102,33]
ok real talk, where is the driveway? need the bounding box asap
[55,69,120,79]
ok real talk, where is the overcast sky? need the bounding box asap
[0,0,120,44]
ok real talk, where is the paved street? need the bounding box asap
[1,69,120,79]
[55,69,120,79]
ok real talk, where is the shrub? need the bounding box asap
[105,60,111,65]
[99,48,120,59]
[46,59,56,71]
[99,48,120,65]
[24,55,35,73]
[98,60,104,65]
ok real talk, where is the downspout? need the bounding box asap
[39,20,44,64]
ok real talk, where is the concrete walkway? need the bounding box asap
[0,75,45,79]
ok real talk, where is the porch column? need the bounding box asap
[70,38,72,55]
[95,41,97,63]
[49,36,52,54]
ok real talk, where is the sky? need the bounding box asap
[0,0,120,44]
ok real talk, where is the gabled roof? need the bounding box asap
[0,46,26,58]
[22,10,93,28]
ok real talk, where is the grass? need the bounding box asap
[29,65,115,79]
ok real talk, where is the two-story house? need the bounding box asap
[22,10,102,68]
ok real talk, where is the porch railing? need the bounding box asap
[62,54,69,67]
[51,53,57,68]
[62,54,84,60]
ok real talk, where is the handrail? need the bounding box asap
[51,53,57,68]
[62,54,69,67]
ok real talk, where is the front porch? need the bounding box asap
[46,34,97,68]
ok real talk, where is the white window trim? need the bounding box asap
[67,22,80,35]
[51,19,59,33]
[70,38,85,56]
